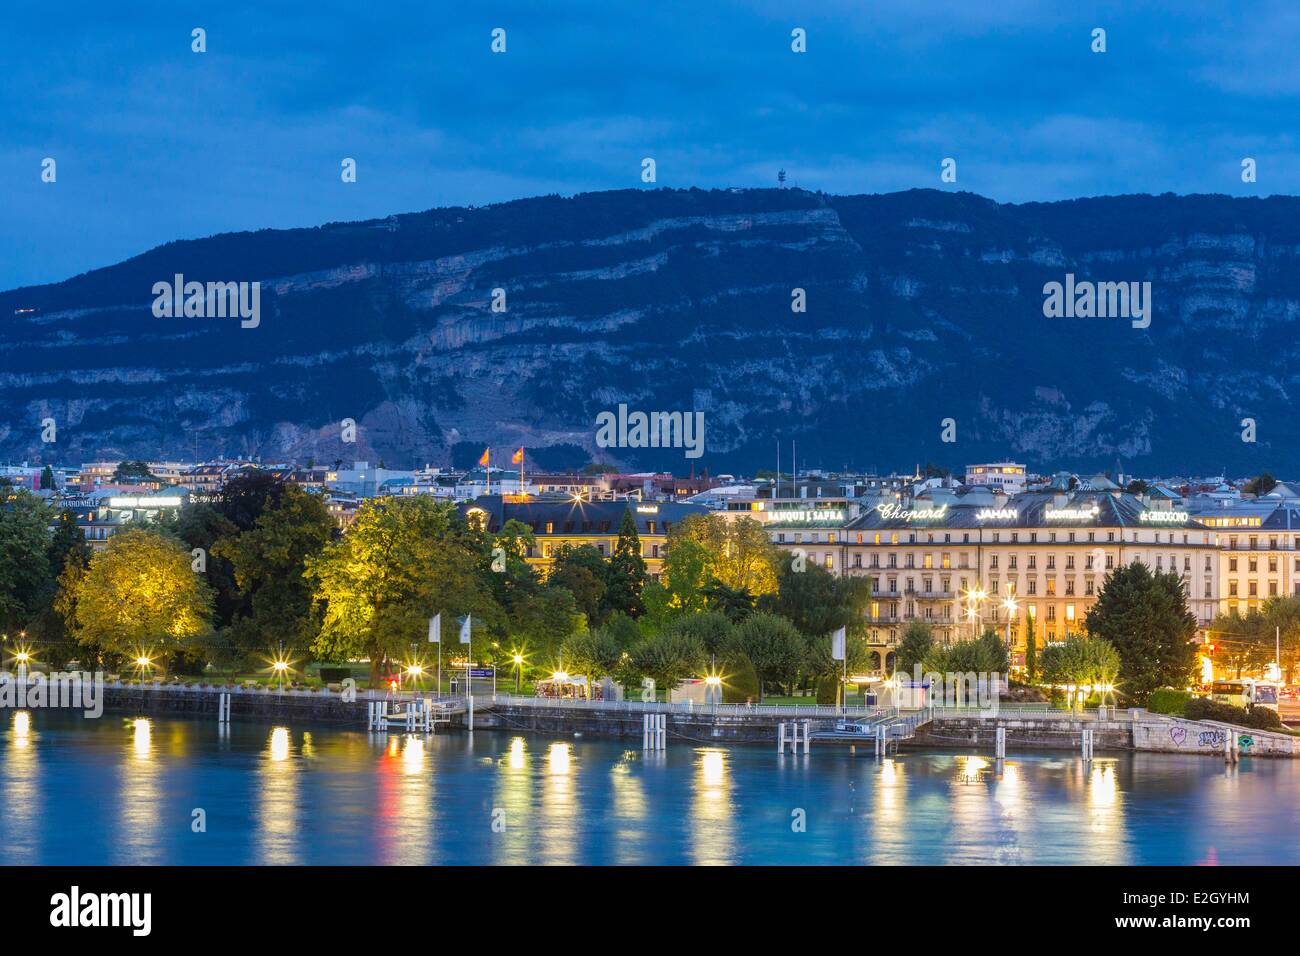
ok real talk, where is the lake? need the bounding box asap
[2,710,1295,865]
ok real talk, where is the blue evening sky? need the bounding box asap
[3,0,1298,290]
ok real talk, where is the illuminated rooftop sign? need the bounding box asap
[877,503,948,522]
[1140,510,1188,523]
[975,508,1018,522]
[1044,504,1100,521]
[635,505,659,514]
[772,509,847,523]
[109,496,183,508]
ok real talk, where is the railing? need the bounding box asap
[924,703,1143,722]
[102,680,451,704]
[486,693,889,719]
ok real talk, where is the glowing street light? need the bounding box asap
[512,652,525,693]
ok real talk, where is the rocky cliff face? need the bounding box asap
[3,187,1298,473]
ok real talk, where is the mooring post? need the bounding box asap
[996,725,1006,759]
[1082,728,1094,761]
[657,714,666,750]
[802,720,810,754]
[778,721,786,753]
[467,692,474,732]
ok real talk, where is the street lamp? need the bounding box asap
[512,653,524,693]
[705,673,722,712]
[1002,595,1019,650]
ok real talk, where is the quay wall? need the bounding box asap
[457,704,808,744]
[914,716,1132,752]
[103,685,367,723]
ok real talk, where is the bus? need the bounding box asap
[1211,679,1280,712]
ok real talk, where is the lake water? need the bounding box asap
[2,710,1296,865]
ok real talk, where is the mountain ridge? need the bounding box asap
[4,187,1298,474]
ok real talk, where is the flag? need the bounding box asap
[428,613,440,643]
[478,448,490,467]
[459,616,472,644]
[511,447,524,464]
[831,627,846,661]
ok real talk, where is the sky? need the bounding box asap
[4,0,1300,291]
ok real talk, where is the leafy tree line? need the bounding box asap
[3,480,876,698]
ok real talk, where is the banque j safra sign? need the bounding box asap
[877,503,948,522]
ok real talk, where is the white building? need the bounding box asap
[964,462,1027,494]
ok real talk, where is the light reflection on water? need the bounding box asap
[1,711,1298,865]
[116,718,162,865]
[3,712,38,864]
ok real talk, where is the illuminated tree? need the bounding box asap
[669,514,779,598]
[63,529,214,659]
[306,497,502,682]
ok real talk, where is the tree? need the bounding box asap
[62,529,214,661]
[212,485,335,662]
[164,503,242,629]
[548,544,609,624]
[112,460,157,483]
[731,613,804,699]
[720,653,760,703]
[651,536,712,618]
[214,471,289,532]
[306,497,502,682]
[699,580,756,622]
[762,554,871,640]
[561,629,624,692]
[669,514,780,597]
[0,489,53,631]
[661,610,734,657]
[1085,562,1197,703]
[1040,634,1120,706]
[897,621,934,673]
[512,585,587,668]
[1125,479,1151,495]
[1243,473,1278,497]
[923,630,1008,676]
[48,508,90,575]
[604,509,647,618]
[1208,609,1272,679]
[631,631,706,701]
[39,465,55,490]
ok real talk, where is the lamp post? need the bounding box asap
[513,653,523,694]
